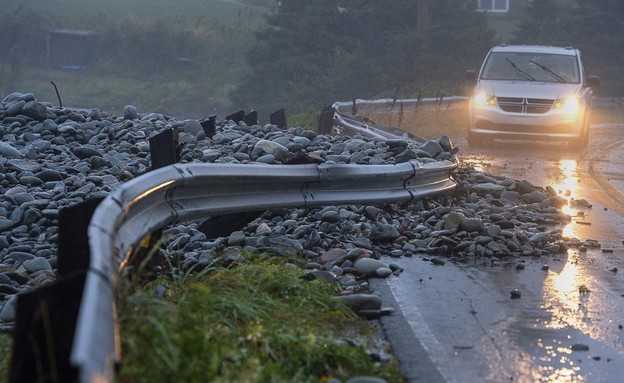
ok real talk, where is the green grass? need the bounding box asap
[118,255,403,383]
[1,0,270,118]
[288,108,322,131]
[1,65,238,118]
[5,0,265,30]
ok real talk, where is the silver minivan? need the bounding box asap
[466,45,600,148]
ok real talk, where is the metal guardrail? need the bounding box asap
[73,159,457,382]
[332,96,469,114]
[332,96,624,113]
[332,110,424,141]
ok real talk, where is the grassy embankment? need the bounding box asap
[0,253,404,383]
[118,254,403,382]
[0,0,269,118]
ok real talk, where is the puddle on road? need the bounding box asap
[477,252,624,383]
[497,323,624,383]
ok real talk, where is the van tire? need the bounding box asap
[569,119,589,149]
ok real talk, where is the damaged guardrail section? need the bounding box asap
[73,159,456,382]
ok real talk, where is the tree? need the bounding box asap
[513,0,624,96]
[512,0,568,45]
[567,0,624,96]
[232,0,495,115]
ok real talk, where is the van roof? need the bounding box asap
[491,45,578,56]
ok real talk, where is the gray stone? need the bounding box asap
[256,235,303,255]
[375,267,393,278]
[516,179,537,194]
[336,293,382,311]
[444,211,464,230]
[0,219,14,231]
[0,142,22,158]
[500,190,520,203]
[473,182,506,195]
[73,146,102,159]
[254,139,289,161]
[460,218,484,233]
[22,101,48,120]
[182,119,203,135]
[320,209,341,223]
[369,224,400,242]
[421,140,443,157]
[6,159,41,172]
[319,248,348,264]
[123,105,138,120]
[523,190,549,203]
[354,258,388,276]
[0,295,17,322]
[256,154,275,164]
[227,231,246,246]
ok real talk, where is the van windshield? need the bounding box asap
[481,52,580,83]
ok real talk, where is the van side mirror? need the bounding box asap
[587,75,600,87]
[465,70,477,81]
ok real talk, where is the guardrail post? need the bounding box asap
[149,128,180,170]
[9,198,102,383]
[270,108,287,129]
[243,111,258,126]
[317,106,335,135]
[198,211,263,239]
[200,114,217,138]
[226,110,245,124]
[131,128,185,271]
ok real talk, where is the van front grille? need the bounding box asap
[496,97,554,114]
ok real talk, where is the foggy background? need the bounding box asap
[1,0,622,122]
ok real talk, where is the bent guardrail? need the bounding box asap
[332,96,624,114]
[72,159,457,382]
[331,110,424,141]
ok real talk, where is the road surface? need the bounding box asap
[378,124,624,383]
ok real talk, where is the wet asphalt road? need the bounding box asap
[378,124,624,383]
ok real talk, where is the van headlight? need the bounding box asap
[474,91,496,107]
[555,96,580,115]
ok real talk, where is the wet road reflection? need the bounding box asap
[551,159,578,239]
[459,125,624,246]
[386,126,624,382]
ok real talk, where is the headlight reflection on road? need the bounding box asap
[547,255,585,330]
[534,253,591,383]
[536,158,594,382]
[551,159,578,239]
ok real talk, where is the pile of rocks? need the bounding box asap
[0,92,585,323]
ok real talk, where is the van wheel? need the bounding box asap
[569,120,589,149]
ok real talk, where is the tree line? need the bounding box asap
[233,0,624,115]
[513,0,624,97]
[2,0,622,117]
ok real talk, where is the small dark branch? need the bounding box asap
[50,81,62,108]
